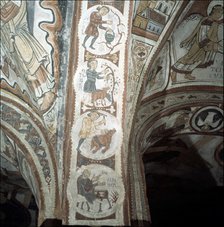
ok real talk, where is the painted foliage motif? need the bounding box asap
[75,58,121,113]
[129,39,152,84]
[0,103,52,184]
[67,1,130,225]
[125,38,152,138]
[0,95,58,222]
[0,0,60,112]
[170,0,223,85]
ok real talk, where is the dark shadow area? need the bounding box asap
[144,138,224,227]
[147,183,223,227]
[0,168,38,227]
[0,198,31,227]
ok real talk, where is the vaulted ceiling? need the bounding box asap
[0,0,223,226]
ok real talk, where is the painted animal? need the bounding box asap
[95,190,112,212]
[91,129,116,153]
[91,87,111,106]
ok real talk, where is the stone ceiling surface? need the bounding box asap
[127,0,223,223]
[0,0,223,226]
[128,0,223,223]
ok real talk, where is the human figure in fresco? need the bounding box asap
[0,0,55,111]
[171,4,223,82]
[83,58,105,93]
[77,169,101,211]
[76,111,106,153]
[82,6,112,49]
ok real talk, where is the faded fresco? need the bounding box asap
[80,4,127,55]
[0,0,60,112]
[75,58,121,113]
[143,41,170,98]
[169,0,223,86]
[132,0,177,40]
[190,106,224,133]
[74,111,121,160]
[0,2,61,222]
[129,2,223,214]
[71,164,124,219]
[1,0,223,226]
[142,0,224,98]
[125,0,183,137]
[126,1,185,222]
[66,1,131,225]
[0,93,58,224]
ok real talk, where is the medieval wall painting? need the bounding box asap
[66,1,130,225]
[0,129,18,168]
[0,133,41,204]
[0,0,61,113]
[73,111,122,161]
[80,4,127,55]
[143,41,170,98]
[136,103,223,186]
[141,0,223,99]
[168,0,223,87]
[0,90,59,224]
[16,150,40,207]
[125,1,184,137]
[32,1,54,65]
[75,58,121,114]
[132,0,178,40]
[129,38,153,85]
[140,108,192,150]
[125,37,153,137]
[68,164,124,223]
[190,106,224,133]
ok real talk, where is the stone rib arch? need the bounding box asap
[128,87,223,225]
[1,125,46,224]
[0,90,60,226]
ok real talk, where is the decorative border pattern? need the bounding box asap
[64,1,132,225]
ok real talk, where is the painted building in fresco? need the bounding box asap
[0,0,223,226]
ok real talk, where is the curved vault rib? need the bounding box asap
[0,90,60,225]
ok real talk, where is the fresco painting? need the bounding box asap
[75,58,121,112]
[0,1,223,226]
[68,164,124,221]
[141,0,223,99]
[132,0,177,40]
[80,4,127,55]
[0,0,60,112]
[143,41,170,97]
[66,1,131,225]
[169,0,223,86]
